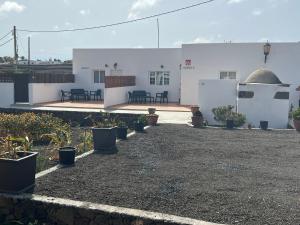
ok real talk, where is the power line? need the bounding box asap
[0,38,13,48]
[0,30,12,41]
[17,0,217,33]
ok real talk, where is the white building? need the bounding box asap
[1,42,300,128]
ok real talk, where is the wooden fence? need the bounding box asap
[105,76,136,88]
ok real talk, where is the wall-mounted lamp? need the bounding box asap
[160,65,164,69]
[264,42,271,64]
[105,64,109,68]
[113,62,118,70]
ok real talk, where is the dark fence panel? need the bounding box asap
[105,76,136,88]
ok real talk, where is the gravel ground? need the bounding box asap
[35,124,300,225]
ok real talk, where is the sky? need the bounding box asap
[0,0,299,60]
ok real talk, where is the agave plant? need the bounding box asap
[0,135,32,159]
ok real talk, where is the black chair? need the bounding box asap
[61,90,71,102]
[90,89,102,101]
[128,91,133,103]
[155,91,168,103]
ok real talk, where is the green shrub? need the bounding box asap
[212,105,246,127]
[292,108,300,120]
[0,113,71,142]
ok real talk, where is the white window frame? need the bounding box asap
[149,71,170,86]
[220,71,237,80]
[94,70,105,83]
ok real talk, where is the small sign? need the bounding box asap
[183,59,195,70]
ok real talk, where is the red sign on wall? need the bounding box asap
[185,59,192,66]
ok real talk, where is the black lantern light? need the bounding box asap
[264,42,271,64]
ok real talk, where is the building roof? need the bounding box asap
[245,69,282,84]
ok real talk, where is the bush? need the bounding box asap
[292,108,300,120]
[212,105,246,127]
[0,113,71,142]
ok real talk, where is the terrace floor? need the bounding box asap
[35,124,300,225]
[34,101,190,112]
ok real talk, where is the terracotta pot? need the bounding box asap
[191,116,203,128]
[293,119,300,131]
[191,106,200,115]
[146,114,159,126]
[148,108,156,114]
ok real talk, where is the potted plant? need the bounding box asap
[293,108,300,131]
[116,121,128,140]
[260,121,268,130]
[92,119,117,152]
[148,108,156,114]
[191,106,200,115]
[191,110,204,128]
[134,115,147,132]
[146,114,159,126]
[0,136,38,194]
[42,130,75,166]
[212,105,246,129]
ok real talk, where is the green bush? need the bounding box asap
[212,105,246,127]
[292,108,300,120]
[0,113,71,142]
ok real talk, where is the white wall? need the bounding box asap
[181,43,300,105]
[0,83,14,107]
[73,48,181,102]
[104,86,136,108]
[29,83,75,105]
[238,84,290,129]
[198,79,238,125]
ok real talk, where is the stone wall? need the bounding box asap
[0,194,219,225]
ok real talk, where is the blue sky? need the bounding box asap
[0,0,299,60]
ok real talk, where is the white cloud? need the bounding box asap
[227,0,245,4]
[79,9,90,16]
[128,0,159,19]
[111,30,117,36]
[0,1,25,13]
[252,9,262,16]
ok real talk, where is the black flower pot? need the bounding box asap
[226,119,234,129]
[59,147,76,165]
[0,151,38,194]
[92,127,117,152]
[117,127,128,140]
[260,121,268,130]
[134,122,145,132]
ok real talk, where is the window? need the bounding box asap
[94,70,105,83]
[220,71,236,80]
[150,72,155,85]
[274,92,289,100]
[239,91,254,98]
[149,71,170,85]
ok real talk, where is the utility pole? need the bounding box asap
[13,26,18,64]
[28,36,31,67]
[157,18,160,48]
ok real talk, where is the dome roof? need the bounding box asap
[245,69,282,84]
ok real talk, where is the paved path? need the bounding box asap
[10,105,191,124]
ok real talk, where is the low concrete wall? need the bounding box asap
[0,194,220,225]
[0,83,14,107]
[29,83,74,105]
[104,86,136,108]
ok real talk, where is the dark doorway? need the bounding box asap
[14,74,29,103]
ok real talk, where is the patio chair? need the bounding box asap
[70,89,88,101]
[155,91,168,103]
[61,90,71,102]
[90,89,102,101]
[128,91,133,103]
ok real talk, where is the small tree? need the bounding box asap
[212,105,246,127]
